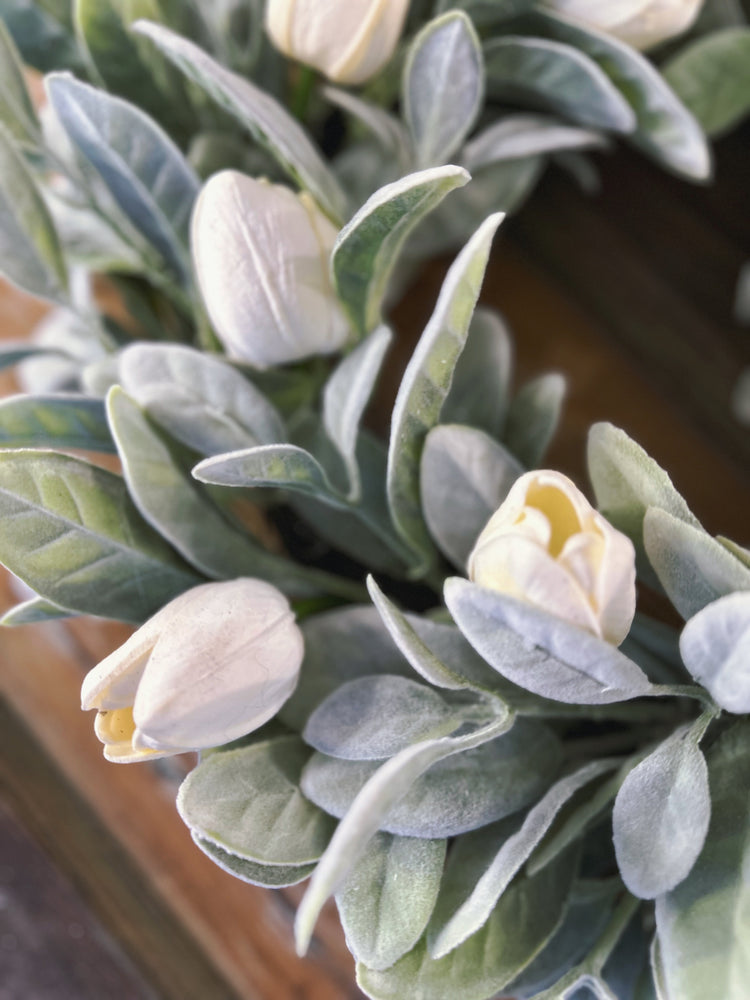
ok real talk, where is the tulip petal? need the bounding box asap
[81,621,159,710]
[133,579,303,751]
[469,534,601,637]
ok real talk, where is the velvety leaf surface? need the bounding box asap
[178,735,336,866]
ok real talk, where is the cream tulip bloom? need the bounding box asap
[265,0,410,85]
[468,470,636,645]
[546,0,703,50]
[81,579,304,763]
[192,171,350,368]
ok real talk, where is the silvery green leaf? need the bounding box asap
[301,718,560,838]
[587,422,700,581]
[0,449,199,621]
[504,372,566,468]
[74,0,192,134]
[484,36,636,133]
[332,166,469,337]
[191,834,315,887]
[304,675,473,761]
[0,123,68,304]
[0,17,40,147]
[404,11,484,169]
[441,307,513,438]
[177,735,336,866]
[0,0,82,73]
[428,760,618,958]
[194,443,345,507]
[664,28,750,137]
[281,605,411,731]
[107,385,275,580]
[421,424,523,569]
[655,720,750,1000]
[463,114,606,171]
[527,769,626,877]
[119,342,284,455]
[529,12,711,181]
[507,880,618,998]
[44,184,147,274]
[291,435,407,576]
[679,592,750,713]
[0,594,75,626]
[445,579,653,704]
[336,833,447,971]
[133,20,347,222]
[295,711,514,955]
[613,725,711,899]
[107,387,353,600]
[357,845,577,1000]
[322,86,412,168]
[643,508,750,620]
[45,73,199,281]
[323,326,391,501]
[387,213,504,571]
[719,536,750,569]
[0,393,114,452]
[367,575,509,694]
[0,342,62,372]
[626,614,685,684]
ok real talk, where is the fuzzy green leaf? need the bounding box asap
[303,675,470,760]
[301,718,560,839]
[332,167,469,336]
[428,759,617,958]
[484,35,636,133]
[119,342,284,455]
[404,12,484,169]
[445,579,653,704]
[178,735,336,866]
[613,725,711,899]
[0,393,114,452]
[336,833,447,971]
[655,721,750,1000]
[0,449,199,621]
[294,711,514,955]
[0,123,68,304]
[386,213,503,571]
[504,372,565,468]
[357,845,577,1000]
[323,326,391,501]
[679,592,750,713]
[46,72,198,281]
[191,834,315,888]
[664,27,750,137]
[421,424,522,570]
[133,19,347,222]
[643,508,750,620]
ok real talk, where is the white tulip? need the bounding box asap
[468,470,636,645]
[265,0,410,85]
[191,171,350,368]
[81,579,304,762]
[547,0,703,50]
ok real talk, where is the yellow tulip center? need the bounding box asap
[524,482,582,557]
[94,706,137,746]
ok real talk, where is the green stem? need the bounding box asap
[290,64,316,121]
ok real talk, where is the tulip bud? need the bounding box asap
[81,579,304,762]
[546,0,703,51]
[468,470,636,645]
[191,171,350,368]
[265,0,410,85]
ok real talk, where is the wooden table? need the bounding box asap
[1,121,748,998]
